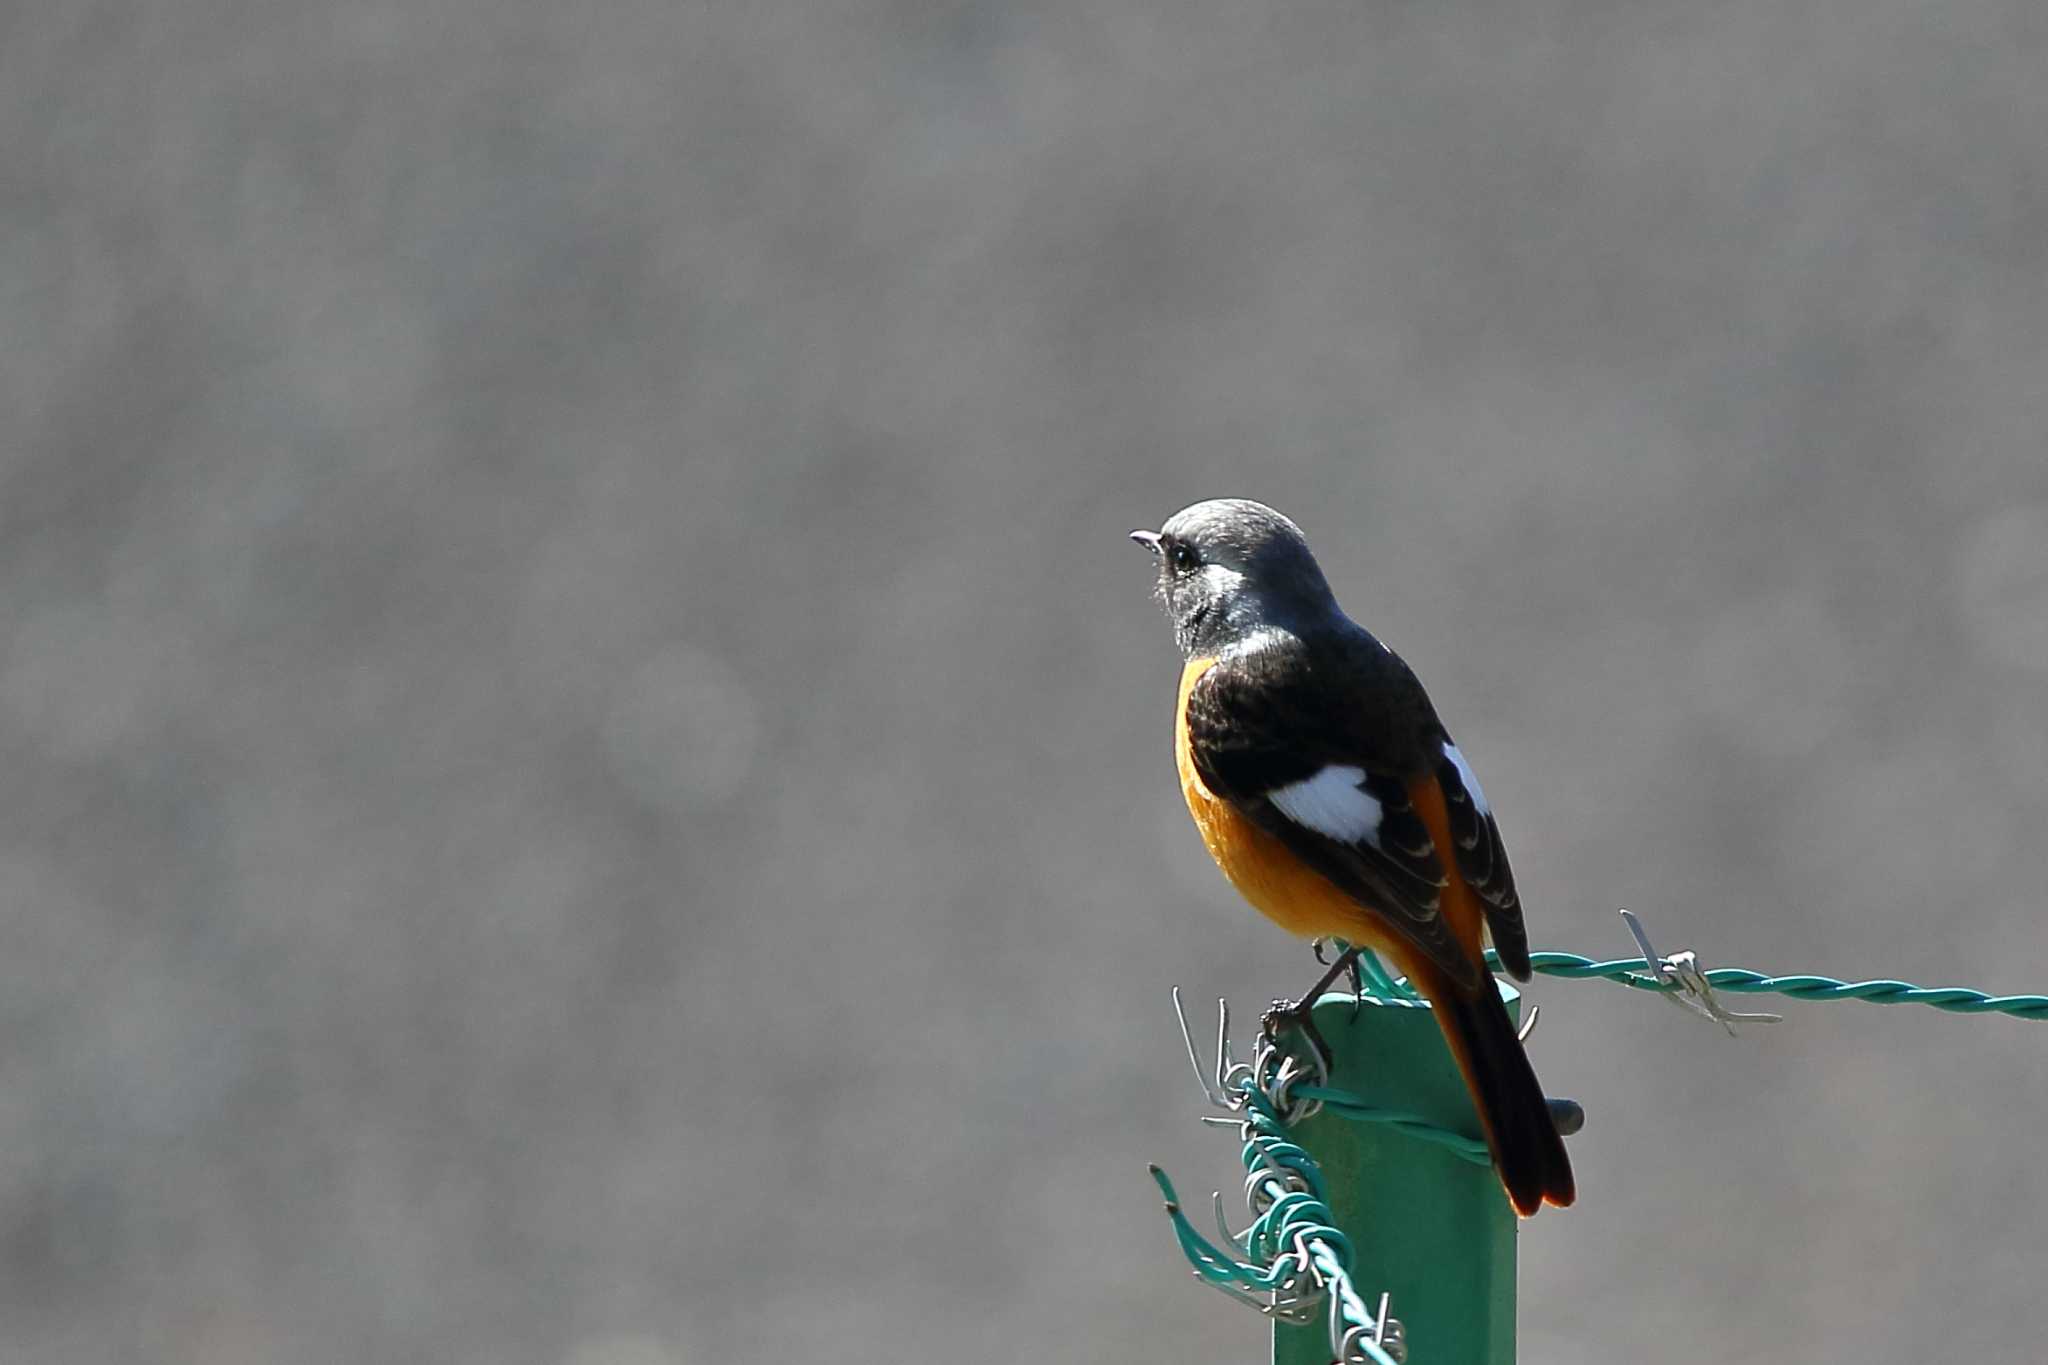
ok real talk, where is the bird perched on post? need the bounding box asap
[1132,498,1574,1215]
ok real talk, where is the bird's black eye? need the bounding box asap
[1169,543,1200,572]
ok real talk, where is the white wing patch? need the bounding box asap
[1268,766,1383,846]
[1444,742,1490,816]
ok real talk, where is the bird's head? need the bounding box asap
[1130,498,1338,657]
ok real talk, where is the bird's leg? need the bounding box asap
[1311,936,1367,1017]
[1294,944,1364,1011]
[1261,946,1364,1075]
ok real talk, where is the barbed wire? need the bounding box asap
[1151,910,2048,1362]
[1502,909,2048,1030]
[1152,988,1406,1365]
[1325,911,2048,1030]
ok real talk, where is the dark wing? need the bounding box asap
[1435,742,1530,981]
[1185,637,1482,992]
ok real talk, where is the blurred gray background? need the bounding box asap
[6,1,2048,1361]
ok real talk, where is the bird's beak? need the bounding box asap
[1129,529,1163,555]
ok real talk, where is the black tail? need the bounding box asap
[1435,984,1576,1216]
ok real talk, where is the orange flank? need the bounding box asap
[1175,658,1376,944]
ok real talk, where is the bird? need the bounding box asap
[1131,497,1574,1215]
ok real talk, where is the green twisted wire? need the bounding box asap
[1150,1077,1400,1365]
[1287,946,2048,1160]
[1287,1087,1490,1165]
[1155,948,2045,1360]
[1504,951,2048,1020]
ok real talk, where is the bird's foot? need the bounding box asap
[1261,945,1368,1077]
[1259,995,1333,1079]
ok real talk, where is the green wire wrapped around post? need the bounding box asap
[1272,983,1523,1365]
[1153,914,2048,1362]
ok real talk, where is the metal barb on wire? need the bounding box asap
[1171,986,1240,1112]
[1619,909,1783,1035]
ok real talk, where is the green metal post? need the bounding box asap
[1272,984,1523,1365]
